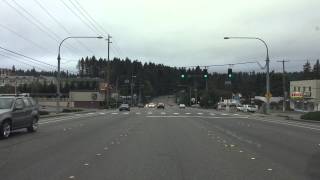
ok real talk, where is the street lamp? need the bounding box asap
[56,36,103,113]
[224,36,270,114]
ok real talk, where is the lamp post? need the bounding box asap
[224,36,270,114]
[56,36,103,113]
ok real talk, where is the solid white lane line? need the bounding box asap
[146,115,249,119]
[250,117,320,131]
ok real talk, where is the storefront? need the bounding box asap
[290,80,320,112]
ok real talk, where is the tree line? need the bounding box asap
[1,57,319,106]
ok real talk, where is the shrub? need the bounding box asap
[62,108,83,113]
[301,111,320,121]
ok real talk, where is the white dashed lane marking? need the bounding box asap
[221,113,228,116]
[111,112,118,115]
[136,112,141,115]
[197,112,203,115]
[185,112,191,115]
[173,113,179,115]
[161,112,166,115]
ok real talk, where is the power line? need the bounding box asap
[72,0,125,58]
[4,0,79,54]
[0,23,53,53]
[0,45,77,74]
[59,0,100,35]
[68,0,103,35]
[33,0,95,55]
[3,0,59,43]
[0,52,49,71]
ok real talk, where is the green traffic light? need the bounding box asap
[204,74,208,78]
[228,74,232,78]
[181,74,185,78]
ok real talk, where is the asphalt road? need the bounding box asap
[0,107,319,180]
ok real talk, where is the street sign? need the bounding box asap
[265,92,272,99]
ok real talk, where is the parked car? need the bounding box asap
[246,105,258,112]
[0,96,39,139]
[179,104,186,109]
[119,104,130,111]
[157,103,165,109]
[236,104,245,112]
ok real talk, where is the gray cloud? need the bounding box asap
[0,0,319,73]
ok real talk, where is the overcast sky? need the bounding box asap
[0,0,319,73]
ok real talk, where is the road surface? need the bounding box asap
[0,107,319,180]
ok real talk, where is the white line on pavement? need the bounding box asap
[249,117,320,131]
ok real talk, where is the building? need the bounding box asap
[69,91,105,109]
[290,80,320,112]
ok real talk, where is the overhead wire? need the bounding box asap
[33,0,95,55]
[0,45,78,74]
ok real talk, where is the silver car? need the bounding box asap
[0,96,39,139]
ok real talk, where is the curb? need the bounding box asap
[40,110,97,119]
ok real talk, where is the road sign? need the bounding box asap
[265,92,272,99]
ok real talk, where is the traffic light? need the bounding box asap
[203,74,208,79]
[228,68,232,79]
[180,74,185,79]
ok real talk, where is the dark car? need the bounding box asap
[0,96,39,139]
[119,104,130,111]
[157,103,165,109]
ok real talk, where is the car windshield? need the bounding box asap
[0,98,14,109]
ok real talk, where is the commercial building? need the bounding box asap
[290,80,320,111]
[69,91,105,109]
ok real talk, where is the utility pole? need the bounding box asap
[130,74,136,106]
[106,35,112,108]
[277,60,289,112]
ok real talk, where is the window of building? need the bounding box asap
[294,86,296,91]
[298,87,300,91]
[303,87,306,92]
[309,86,312,91]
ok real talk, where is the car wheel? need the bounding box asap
[27,117,38,132]
[1,121,11,138]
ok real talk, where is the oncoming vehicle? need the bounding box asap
[179,104,186,109]
[148,103,156,108]
[0,96,39,139]
[157,103,165,109]
[119,104,130,111]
